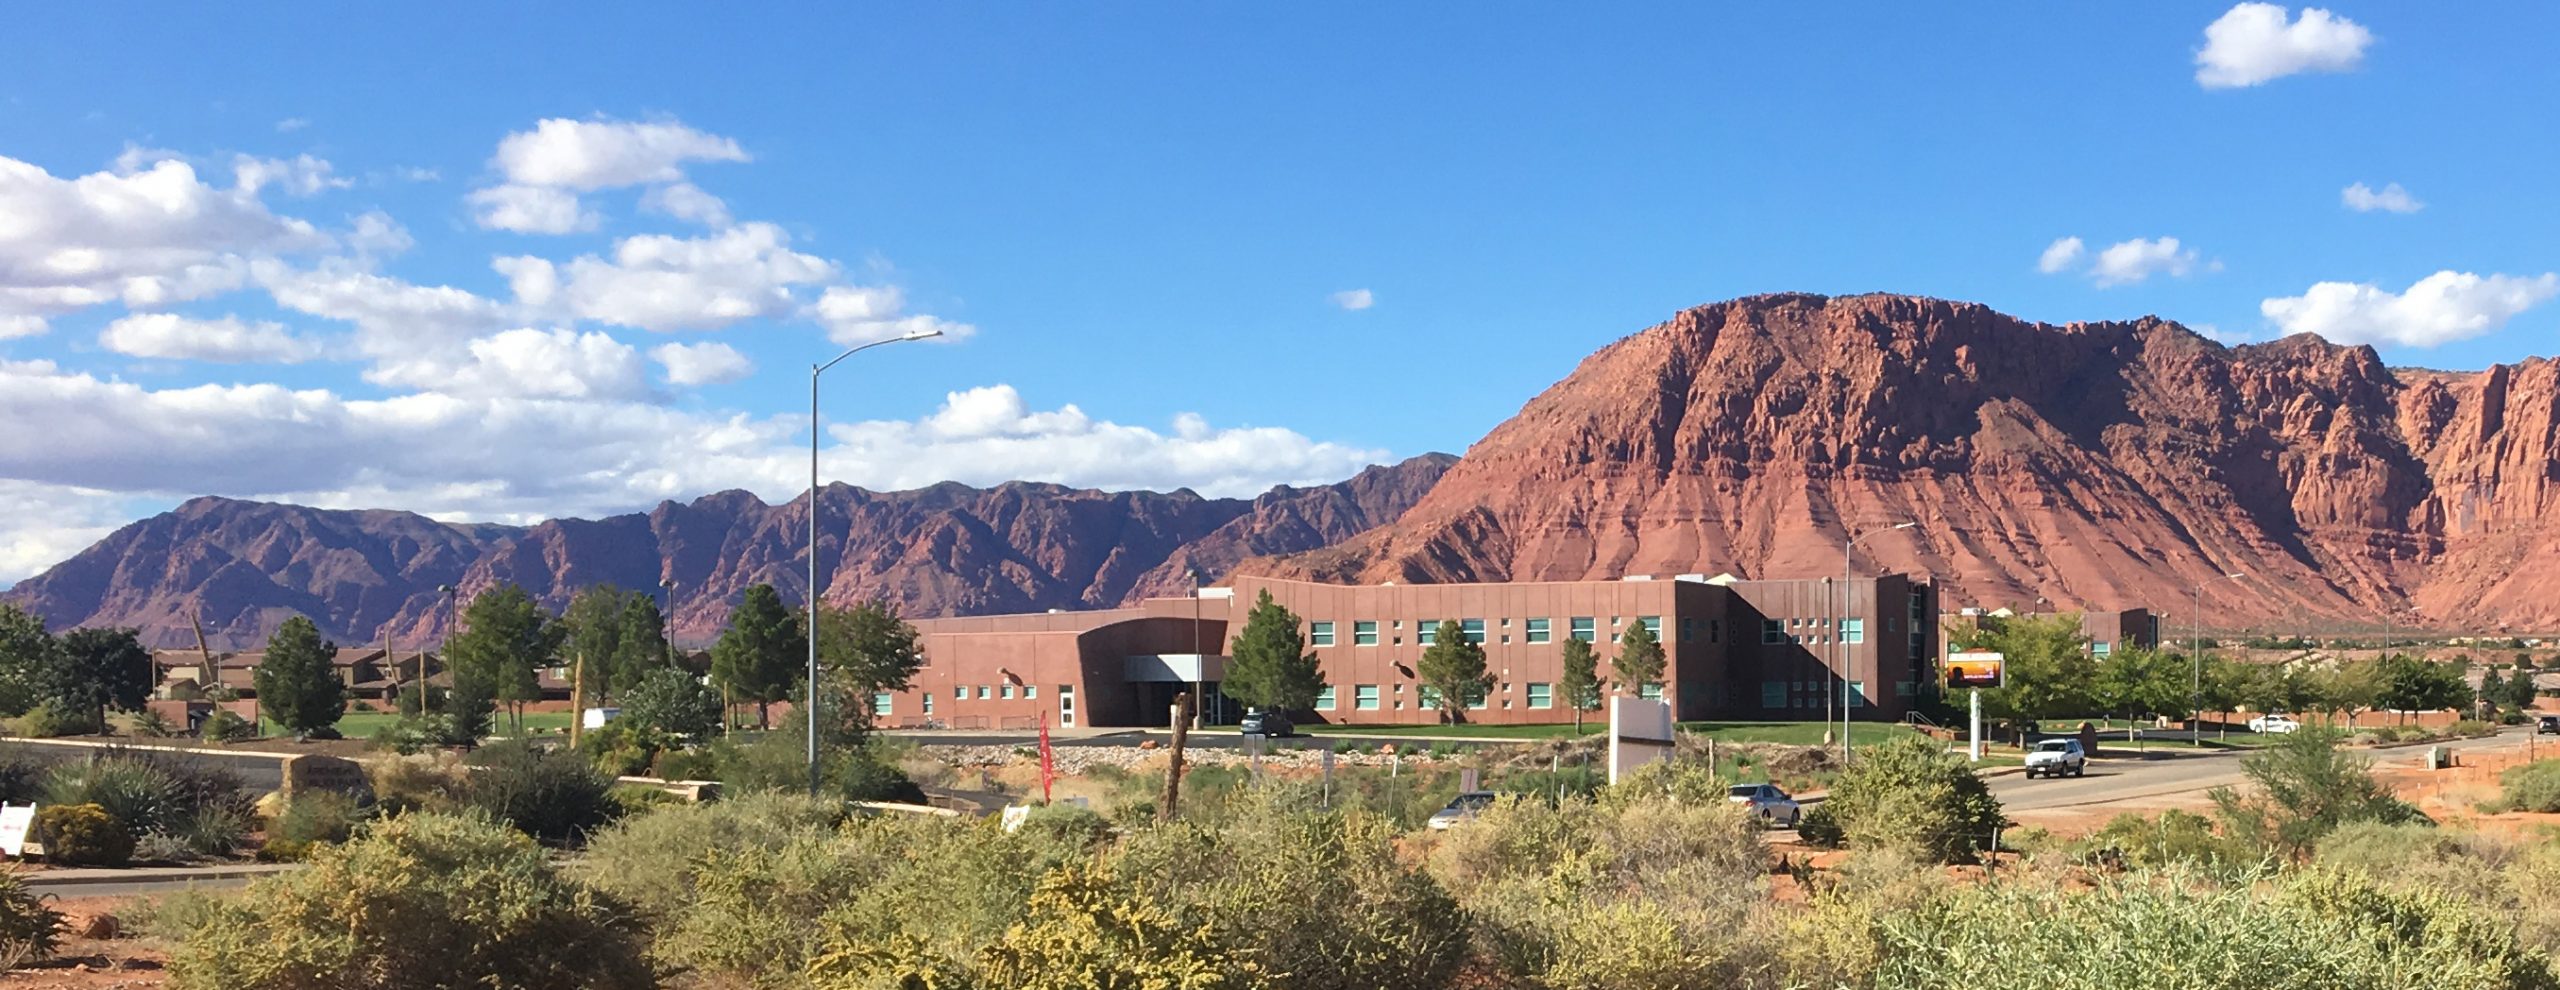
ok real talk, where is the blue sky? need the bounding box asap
[2,3,2555,582]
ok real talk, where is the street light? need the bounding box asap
[2193,571,2246,746]
[808,326,943,796]
[433,583,459,717]
[1841,521,1919,763]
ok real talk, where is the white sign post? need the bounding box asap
[0,804,33,858]
[1969,689,1983,763]
[1607,696,1676,784]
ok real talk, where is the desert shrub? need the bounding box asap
[122,708,175,738]
[650,745,717,781]
[1874,867,2558,990]
[1602,757,1729,807]
[171,803,252,860]
[0,758,47,804]
[1796,802,1844,847]
[1015,802,1111,851]
[1819,736,2008,864]
[35,804,132,867]
[604,783,682,817]
[0,870,61,970]
[41,756,179,836]
[2448,719,2497,738]
[578,792,844,923]
[711,732,926,803]
[125,887,228,942]
[10,698,98,738]
[972,866,1252,990]
[364,755,465,815]
[166,812,652,990]
[198,709,254,743]
[460,741,618,846]
[2211,727,2427,859]
[2491,759,2560,813]
[576,719,674,778]
[2070,810,2247,872]
[265,792,364,860]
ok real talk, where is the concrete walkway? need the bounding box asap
[22,863,299,889]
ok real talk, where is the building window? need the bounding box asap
[1710,619,1722,643]
[1848,681,1866,709]
[1024,685,1038,699]
[1420,686,1441,710]
[1896,680,1916,698]
[1467,687,1489,709]
[1841,618,1865,644]
[1417,621,1438,647]
[1354,620,1379,646]
[923,692,935,715]
[1639,615,1663,638]
[1680,618,1698,642]
[1355,685,1380,710]
[1311,621,1335,647]
[1639,682,1663,701]
[1762,682,1786,708]
[1762,620,1784,645]
[976,685,990,699]
[2092,641,2113,656]
[953,687,965,701]
[872,692,893,716]
[1525,618,1551,644]
[1460,619,1486,644]
[1527,683,1553,708]
[1316,685,1336,710]
[1570,617,1596,642]
[1000,684,1015,700]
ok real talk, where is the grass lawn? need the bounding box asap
[265,709,574,739]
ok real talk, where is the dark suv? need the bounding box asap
[2538,714,2559,736]
[1240,709,1294,738]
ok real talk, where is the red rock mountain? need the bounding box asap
[4,455,1454,649]
[1240,292,2560,632]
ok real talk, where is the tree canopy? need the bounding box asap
[1221,590,1323,713]
[1416,620,1489,725]
[1557,636,1604,732]
[710,583,803,730]
[255,615,346,738]
[813,597,926,742]
[1613,620,1664,695]
[444,584,562,737]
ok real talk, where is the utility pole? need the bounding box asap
[1160,692,1191,821]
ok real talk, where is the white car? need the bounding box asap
[1426,791,1498,830]
[2024,738,2087,778]
[2248,714,2302,734]
[1727,783,1801,828]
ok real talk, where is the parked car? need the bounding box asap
[1426,791,1499,830]
[2024,738,2087,779]
[2248,714,2303,734]
[1239,709,1293,738]
[1726,783,1801,827]
[2538,714,2559,736]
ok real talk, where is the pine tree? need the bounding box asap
[1557,636,1604,734]
[1220,590,1324,713]
[1615,619,1665,698]
[710,584,804,729]
[561,585,628,707]
[255,615,346,738]
[444,584,561,738]
[612,593,669,694]
[813,597,927,742]
[1417,619,1489,725]
[47,627,152,730]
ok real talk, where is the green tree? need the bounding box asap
[560,585,630,707]
[812,597,926,743]
[2093,647,2190,734]
[0,604,56,716]
[618,666,722,741]
[2210,727,2426,859]
[444,584,563,738]
[253,616,346,738]
[1219,590,1323,713]
[1557,636,1604,734]
[611,593,669,695]
[1816,735,2009,864]
[1417,619,1489,725]
[1963,613,2096,725]
[709,584,802,730]
[47,626,153,729]
[2373,654,2468,723]
[1613,619,1664,697]
[2505,668,2540,713]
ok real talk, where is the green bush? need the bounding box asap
[460,741,619,847]
[1016,802,1111,851]
[166,812,652,990]
[1819,736,2008,864]
[2492,759,2560,813]
[198,709,254,743]
[2210,728,2427,859]
[578,792,845,924]
[264,792,365,861]
[973,866,1252,990]
[711,732,924,803]
[11,698,98,738]
[36,803,133,867]
[0,758,44,805]
[2069,810,2245,871]
[2448,719,2497,738]
[41,756,178,837]
[364,755,466,816]
[1796,802,1844,847]
[0,869,62,970]
[171,803,252,860]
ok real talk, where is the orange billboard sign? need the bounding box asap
[1943,651,2005,689]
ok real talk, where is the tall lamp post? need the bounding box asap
[808,327,944,796]
[2193,571,2245,746]
[1841,521,1918,763]
[433,583,459,716]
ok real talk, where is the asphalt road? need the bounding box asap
[884,729,1503,753]
[1989,726,2544,812]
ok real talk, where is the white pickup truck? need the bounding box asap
[2023,738,2087,779]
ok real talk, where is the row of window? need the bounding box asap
[876,684,1077,719]
[1308,615,1690,648]
[1759,617,1868,645]
[1757,680,1868,709]
[1315,680,1667,711]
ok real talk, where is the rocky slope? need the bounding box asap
[1239,292,2560,631]
[5,455,1453,649]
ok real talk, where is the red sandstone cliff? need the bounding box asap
[1238,293,2560,631]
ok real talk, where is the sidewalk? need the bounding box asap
[21,863,299,888]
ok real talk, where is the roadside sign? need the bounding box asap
[1945,651,2006,689]
[0,805,33,857]
[1459,768,1479,792]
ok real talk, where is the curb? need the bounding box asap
[0,737,294,762]
[23,865,299,888]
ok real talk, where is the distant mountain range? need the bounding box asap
[22,290,2560,648]
[1,455,1454,649]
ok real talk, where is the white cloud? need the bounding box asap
[0,155,324,326]
[2090,237,2202,287]
[501,222,835,332]
[468,183,595,234]
[640,182,732,227]
[99,313,321,364]
[275,117,309,133]
[2261,271,2560,348]
[471,117,747,234]
[232,154,350,197]
[652,341,755,386]
[2036,237,2086,274]
[811,284,975,345]
[387,166,440,183]
[429,328,650,400]
[1330,288,1374,311]
[2196,3,2373,89]
[0,479,143,585]
[346,211,415,257]
[0,315,44,339]
[2342,181,2423,213]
